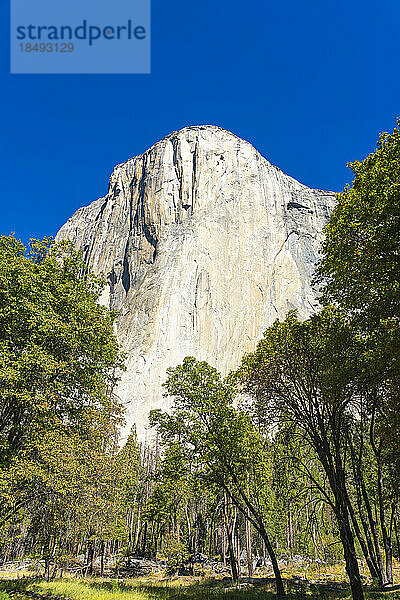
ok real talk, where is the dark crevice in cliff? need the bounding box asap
[143,224,158,263]
[190,141,198,215]
[130,165,159,265]
[96,199,108,222]
[134,169,147,229]
[122,240,131,293]
[108,268,118,295]
[171,137,182,188]
[287,201,313,213]
[129,176,138,230]
[273,230,299,263]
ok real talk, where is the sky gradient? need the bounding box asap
[1,0,399,244]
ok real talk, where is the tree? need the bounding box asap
[316,120,400,580]
[318,119,400,330]
[237,308,365,600]
[346,414,396,586]
[317,120,400,468]
[150,357,286,597]
[115,427,140,557]
[0,400,141,578]
[0,235,124,466]
[271,424,337,561]
[146,442,191,541]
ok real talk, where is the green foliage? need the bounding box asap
[319,118,400,331]
[150,357,287,596]
[0,415,142,579]
[116,427,141,508]
[317,119,400,490]
[159,532,190,575]
[146,442,191,526]
[237,309,371,597]
[271,427,341,560]
[238,308,361,440]
[151,358,265,501]
[0,234,141,573]
[0,234,124,467]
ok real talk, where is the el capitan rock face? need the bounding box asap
[56,125,336,438]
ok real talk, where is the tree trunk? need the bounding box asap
[347,494,380,584]
[259,527,285,598]
[185,506,192,554]
[222,526,227,567]
[100,540,105,577]
[236,521,241,579]
[134,507,141,553]
[370,415,392,584]
[129,507,135,549]
[222,483,285,596]
[245,509,253,577]
[320,449,364,600]
[142,521,148,555]
[394,515,400,560]
[377,462,392,583]
[288,508,294,560]
[223,490,239,582]
[86,539,94,576]
[360,476,386,584]
[349,443,382,584]
[335,497,364,600]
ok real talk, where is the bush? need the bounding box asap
[159,532,190,575]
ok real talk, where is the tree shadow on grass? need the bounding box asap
[83,577,280,600]
[0,577,46,599]
[0,577,41,591]
[2,576,399,600]
[81,577,353,600]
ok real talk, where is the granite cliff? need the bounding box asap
[56,125,336,438]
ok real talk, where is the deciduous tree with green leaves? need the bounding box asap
[318,119,400,332]
[150,357,286,597]
[0,234,124,467]
[238,308,365,600]
[317,119,400,577]
[317,120,400,479]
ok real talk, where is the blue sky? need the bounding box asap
[1,0,399,244]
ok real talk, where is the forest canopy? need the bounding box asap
[0,235,124,466]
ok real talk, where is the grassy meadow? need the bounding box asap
[1,572,400,600]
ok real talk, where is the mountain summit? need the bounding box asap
[57,125,336,438]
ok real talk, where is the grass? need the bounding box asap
[0,574,400,600]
